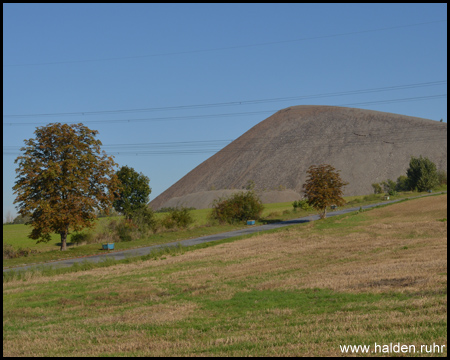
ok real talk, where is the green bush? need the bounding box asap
[293,199,313,211]
[210,191,264,224]
[115,219,139,242]
[371,183,383,194]
[131,206,157,233]
[395,175,410,192]
[160,207,194,230]
[381,179,396,195]
[96,218,140,242]
[70,231,95,245]
[94,208,157,243]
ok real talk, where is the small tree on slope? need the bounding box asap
[302,164,348,219]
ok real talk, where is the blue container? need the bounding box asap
[247,220,255,225]
[102,243,115,250]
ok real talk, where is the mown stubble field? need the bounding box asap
[3,195,447,356]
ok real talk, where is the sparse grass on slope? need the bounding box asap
[3,194,447,356]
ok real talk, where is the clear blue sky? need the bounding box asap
[3,3,447,220]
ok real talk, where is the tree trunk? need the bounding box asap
[60,226,69,251]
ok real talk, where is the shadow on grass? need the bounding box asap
[55,242,78,248]
[261,218,283,224]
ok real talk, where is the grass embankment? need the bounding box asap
[3,194,447,356]
[2,189,445,268]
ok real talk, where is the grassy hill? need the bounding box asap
[3,194,447,356]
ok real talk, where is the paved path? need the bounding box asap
[3,194,442,273]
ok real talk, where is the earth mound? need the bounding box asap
[150,106,447,210]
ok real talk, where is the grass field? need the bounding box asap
[3,194,447,356]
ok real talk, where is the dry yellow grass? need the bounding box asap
[3,194,447,356]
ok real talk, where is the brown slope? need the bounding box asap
[150,105,447,209]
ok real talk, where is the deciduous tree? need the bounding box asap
[13,123,120,251]
[302,164,348,219]
[406,156,439,192]
[113,166,151,220]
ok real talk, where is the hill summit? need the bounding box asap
[150,106,447,210]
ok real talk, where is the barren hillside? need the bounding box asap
[150,106,447,210]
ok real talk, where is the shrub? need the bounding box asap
[395,175,409,192]
[115,219,140,242]
[95,218,139,243]
[293,199,314,211]
[160,207,194,230]
[170,207,194,229]
[372,183,383,194]
[131,206,157,233]
[160,214,176,230]
[94,207,157,243]
[3,244,16,259]
[3,244,38,259]
[381,179,396,195]
[70,231,95,245]
[210,191,264,224]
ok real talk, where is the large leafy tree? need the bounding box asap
[13,123,120,251]
[113,165,151,220]
[406,155,439,192]
[302,164,348,219]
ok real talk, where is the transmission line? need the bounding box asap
[4,126,446,157]
[2,80,446,121]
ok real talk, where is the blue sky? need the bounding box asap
[3,3,447,220]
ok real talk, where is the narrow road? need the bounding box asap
[3,195,441,273]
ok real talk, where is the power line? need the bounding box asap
[3,110,276,126]
[3,20,446,67]
[2,80,446,121]
[5,124,444,152]
[339,94,446,107]
[2,94,446,127]
[4,127,446,156]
